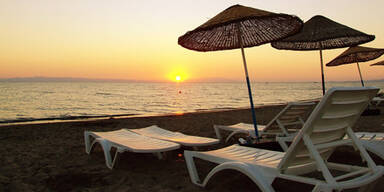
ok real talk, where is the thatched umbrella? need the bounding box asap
[371,60,384,66]
[326,46,384,86]
[178,4,303,139]
[271,15,375,95]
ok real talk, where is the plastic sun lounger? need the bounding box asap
[214,102,317,143]
[184,87,384,192]
[84,129,180,169]
[216,101,384,156]
[129,125,219,149]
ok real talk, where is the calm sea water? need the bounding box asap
[1,81,383,123]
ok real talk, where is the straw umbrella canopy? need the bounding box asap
[178,4,303,139]
[271,15,375,95]
[371,60,384,66]
[326,46,384,86]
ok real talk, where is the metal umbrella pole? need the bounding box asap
[237,24,259,139]
[319,44,326,95]
[356,62,365,86]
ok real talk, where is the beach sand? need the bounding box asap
[0,104,384,192]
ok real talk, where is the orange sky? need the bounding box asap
[1,0,384,82]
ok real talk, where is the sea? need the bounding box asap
[1,81,383,124]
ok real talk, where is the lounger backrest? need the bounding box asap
[277,87,379,176]
[263,102,316,135]
[131,125,181,138]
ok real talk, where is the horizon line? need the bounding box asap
[1,76,384,83]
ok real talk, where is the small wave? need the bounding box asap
[145,103,173,108]
[118,107,131,111]
[210,107,238,110]
[95,92,114,96]
[0,113,137,124]
[195,108,209,111]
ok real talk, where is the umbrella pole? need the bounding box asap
[240,47,259,139]
[319,48,326,95]
[356,62,365,87]
[237,25,259,140]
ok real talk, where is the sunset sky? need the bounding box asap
[1,0,384,82]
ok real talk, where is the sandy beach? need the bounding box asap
[1,104,384,192]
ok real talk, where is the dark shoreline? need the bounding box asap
[0,113,137,125]
[0,100,312,126]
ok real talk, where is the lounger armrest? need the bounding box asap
[335,166,384,190]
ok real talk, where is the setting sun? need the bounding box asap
[168,68,188,82]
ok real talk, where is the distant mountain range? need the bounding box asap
[0,77,143,83]
[0,77,243,83]
[0,77,383,83]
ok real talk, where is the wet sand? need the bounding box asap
[0,104,383,192]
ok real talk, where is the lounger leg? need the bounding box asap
[213,126,223,142]
[84,131,100,154]
[84,132,119,169]
[84,131,92,154]
[98,139,120,169]
[184,150,202,186]
[154,152,164,160]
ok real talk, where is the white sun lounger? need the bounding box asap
[216,101,384,156]
[130,125,219,149]
[185,87,384,191]
[84,129,180,169]
[214,102,316,143]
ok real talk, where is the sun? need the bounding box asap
[168,68,188,82]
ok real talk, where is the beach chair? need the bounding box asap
[214,102,316,143]
[84,129,180,169]
[130,125,219,149]
[184,87,383,191]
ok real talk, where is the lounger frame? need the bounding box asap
[85,129,180,169]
